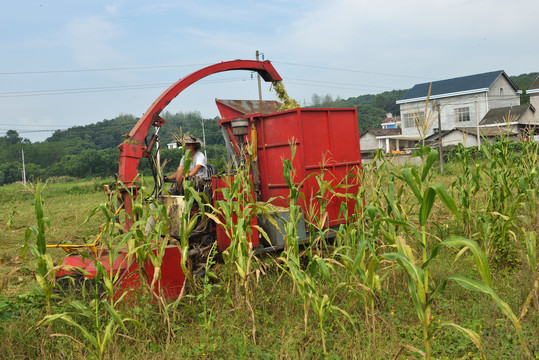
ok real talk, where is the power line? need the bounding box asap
[0,123,70,127]
[0,59,431,82]
[0,63,212,75]
[0,60,431,81]
[273,61,432,80]
[0,77,253,98]
[0,76,402,100]
[286,81,381,92]
[286,77,395,90]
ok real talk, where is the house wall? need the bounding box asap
[518,109,538,125]
[530,95,539,116]
[488,76,521,109]
[359,133,379,152]
[400,93,488,138]
[400,76,520,139]
[442,131,480,147]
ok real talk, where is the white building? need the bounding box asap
[528,76,539,110]
[381,113,401,129]
[396,70,520,141]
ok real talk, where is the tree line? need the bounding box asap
[0,112,226,185]
[1,72,537,185]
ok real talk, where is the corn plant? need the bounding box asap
[280,140,308,254]
[210,162,257,288]
[207,147,273,344]
[276,250,352,355]
[376,145,533,358]
[304,158,333,249]
[6,206,18,230]
[115,175,202,346]
[334,229,384,346]
[515,140,538,322]
[27,184,148,358]
[185,243,220,331]
[22,183,56,314]
[375,147,476,358]
[407,83,440,146]
[475,139,525,264]
[277,142,355,354]
[451,143,481,236]
[328,162,390,347]
[36,284,147,360]
[520,231,538,321]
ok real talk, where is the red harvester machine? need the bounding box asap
[55,60,362,299]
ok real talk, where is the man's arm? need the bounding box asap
[188,164,203,178]
[173,165,185,186]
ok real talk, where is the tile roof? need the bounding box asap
[398,70,517,103]
[382,116,401,124]
[479,104,535,125]
[424,130,453,142]
[360,128,401,137]
[458,127,518,137]
[528,75,539,92]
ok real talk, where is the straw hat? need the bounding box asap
[177,133,201,149]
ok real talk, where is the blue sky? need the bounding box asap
[1,0,537,142]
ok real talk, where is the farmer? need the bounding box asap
[165,134,207,193]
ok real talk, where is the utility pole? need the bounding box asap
[21,149,26,185]
[437,103,444,173]
[256,50,263,111]
[199,117,207,158]
[474,95,481,150]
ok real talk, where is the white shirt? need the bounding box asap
[180,150,208,178]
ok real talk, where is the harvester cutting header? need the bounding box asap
[56,60,362,298]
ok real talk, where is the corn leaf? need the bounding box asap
[421,148,438,181]
[439,321,485,359]
[419,187,436,226]
[69,300,93,318]
[407,277,426,324]
[443,237,492,287]
[448,275,530,356]
[103,299,128,332]
[431,182,458,217]
[382,252,425,295]
[401,168,422,202]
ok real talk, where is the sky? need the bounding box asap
[1,0,537,142]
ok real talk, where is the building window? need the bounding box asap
[402,111,424,128]
[455,107,470,122]
[500,88,503,96]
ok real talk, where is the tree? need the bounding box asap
[2,130,23,146]
[311,94,322,107]
[0,161,23,185]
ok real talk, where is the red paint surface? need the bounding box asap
[57,245,185,300]
[212,175,260,252]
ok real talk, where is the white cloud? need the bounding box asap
[63,16,125,68]
[106,4,119,14]
[130,3,181,15]
[279,0,539,79]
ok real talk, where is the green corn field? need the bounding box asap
[0,139,537,359]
